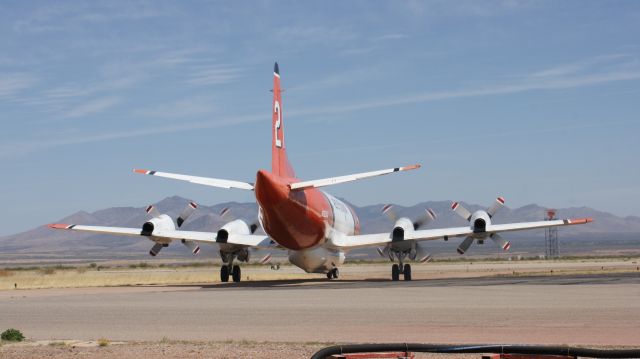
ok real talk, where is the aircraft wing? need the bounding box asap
[289,164,420,191]
[328,218,592,250]
[133,169,254,190]
[48,224,274,249]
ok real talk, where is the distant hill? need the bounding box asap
[1,196,639,260]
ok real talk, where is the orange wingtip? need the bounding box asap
[133,169,148,174]
[48,223,71,229]
[402,164,421,171]
[569,218,593,224]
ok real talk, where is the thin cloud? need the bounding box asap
[187,65,244,86]
[374,34,409,41]
[63,97,121,118]
[4,57,640,157]
[0,73,37,98]
[133,96,219,119]
[527,54,630,78]
[0,113,265,158]
[290,67,640,118]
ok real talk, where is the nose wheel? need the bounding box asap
[326,268,339,280]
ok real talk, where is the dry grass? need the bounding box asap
[97,338,110,347]
[0,266,317,290]
[1,258,638,290]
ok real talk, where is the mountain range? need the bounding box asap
[1,196,639,260]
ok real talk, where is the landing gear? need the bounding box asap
[220,265,230,283]
[326,268,339,279]
[232,265,241,282]
[403,263,412,281]
[389,250,412,281]
[391,264,400,281]
[219,249,248,284]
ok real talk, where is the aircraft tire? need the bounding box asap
[391,264,400,281]
[232,265,241,282]
[403,264,412,281]
[220,265,230,283]
[332,268,339,279]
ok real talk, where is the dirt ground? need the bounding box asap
[0,340,503,359]
[1,259,639,358]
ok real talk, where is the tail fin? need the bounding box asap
[271,62,296,178]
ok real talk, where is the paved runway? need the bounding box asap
[1,273,639,345]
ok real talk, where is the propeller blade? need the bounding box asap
[381,204,397,222]
[486,197,505,218]
[415,243,433,263]
[413,208,437,230]
[145,205,161,219]
[490,233,511,251]
[451,202,472,221]
[181,239,201,255]
[177,201,198,228]
[149,242,163,257]
[219,207,231,219]
[376,247,385,257]
[259,253,272,264]
[457,236,474,255]
[249,221,259,234]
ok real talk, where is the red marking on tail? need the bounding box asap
[48,223,70,229]
[271,62,295,178]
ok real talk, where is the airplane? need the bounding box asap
[49,63,593,282]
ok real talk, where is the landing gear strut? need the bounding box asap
[326,268,339,280]
[390,250,412,281]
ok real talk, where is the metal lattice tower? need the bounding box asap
[544,209,559,258]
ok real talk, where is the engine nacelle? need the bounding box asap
[469,210,491,235]
[391,217,414,242]
[141,214,175,236]
[216,219,252,243]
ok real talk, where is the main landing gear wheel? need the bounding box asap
[326,268,339,280]
[403,264,412,281]
[391,263,412,281]
[232,265,241,283]
[391,264,400,281]
[220,265,230,283]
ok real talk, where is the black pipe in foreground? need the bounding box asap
[310,344,640,359]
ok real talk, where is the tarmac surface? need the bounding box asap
[1,272,639,346]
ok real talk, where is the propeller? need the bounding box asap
[409,243,433,263]
[149,243,164,257]
[145,201,201,256]
[452,197,510,255]
[219,207,260,234]
[381,205,437,230]
[145,205,161,218]
[177,201,198,228]
[219,207,266,263]
[259,253,272,264]
[380,205,437,262]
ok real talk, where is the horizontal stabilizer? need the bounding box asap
[133,169,254,190]
[289,164,420,191]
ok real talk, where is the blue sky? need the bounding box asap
[1,1,640,235]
